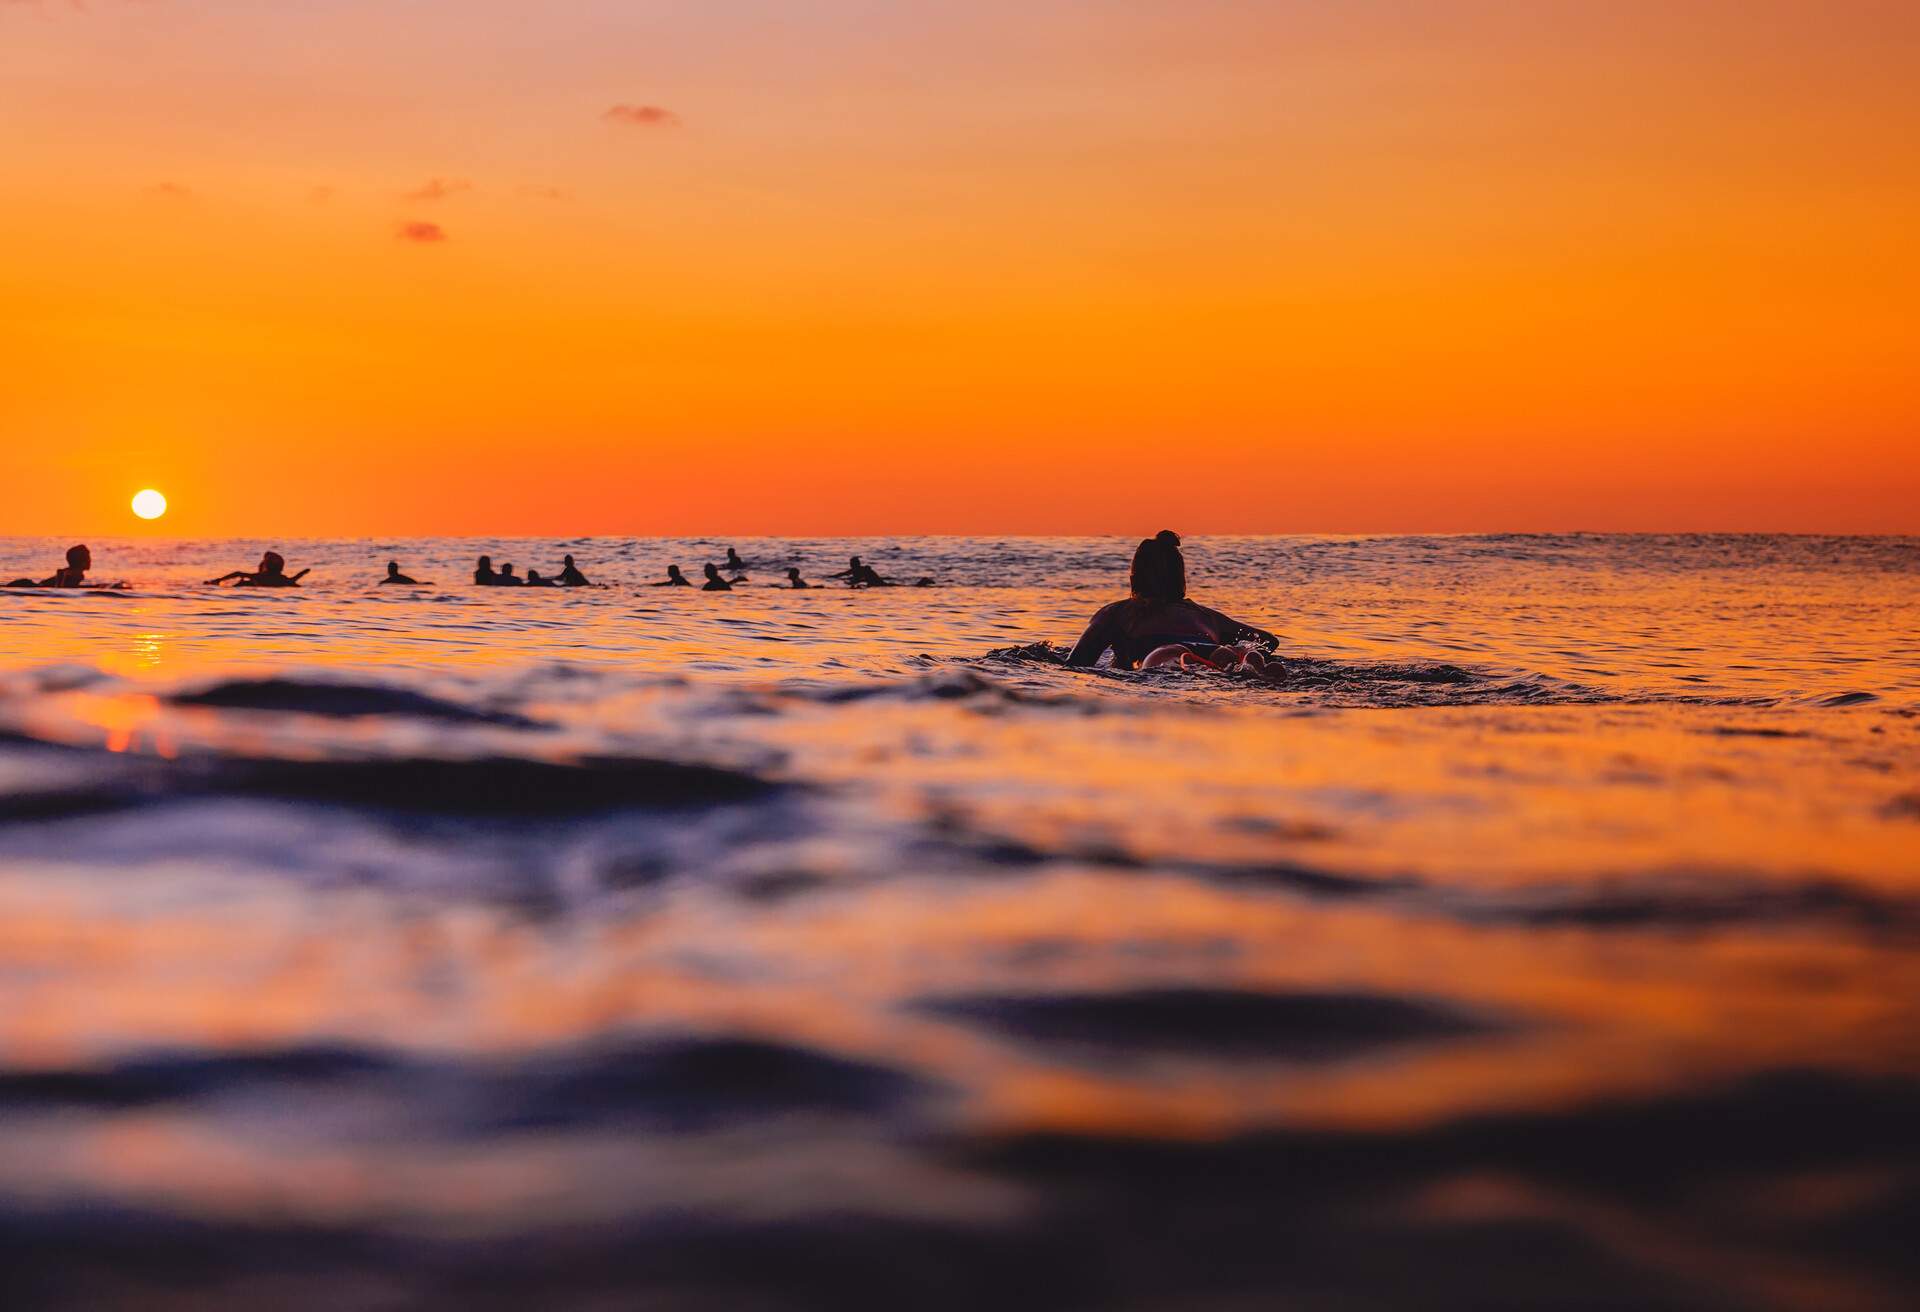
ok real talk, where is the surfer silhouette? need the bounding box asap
[830,556,891,587]
[207,551,309,588]
[7,544,91,588]
[1066,531,1283,679]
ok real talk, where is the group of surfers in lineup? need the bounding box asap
[6,531,1286,679]
[9,544,927,594]
[468,548,926,591]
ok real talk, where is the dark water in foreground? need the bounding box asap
[1,534,1917,1309]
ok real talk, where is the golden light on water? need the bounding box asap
[131,489,168,520]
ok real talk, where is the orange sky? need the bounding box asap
[2,0,1916,536]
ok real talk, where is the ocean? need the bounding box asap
[1,533,1916,1309]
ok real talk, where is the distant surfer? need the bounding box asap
[724,547,748,577]
[557,554,591,587]
[1066,531,1284,680]
[702,563,734,591]
[830,556,891,588]
[7,544,91,588]
[781,567,812,589]
[207,551,309,588]
[495,563,524,586]
[652,565,693,587]
[474,556,498,586]
[381,561,426,585]
[524,568,556,587]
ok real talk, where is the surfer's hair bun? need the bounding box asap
[1131,531,1188,602]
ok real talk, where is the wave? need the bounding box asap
[168,677,543,727]
[0,744,777,822]
[0,1033,928,1133]
[2,1067,1910,1310]
[911,986,1507,1061]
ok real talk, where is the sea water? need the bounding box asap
[0,534,1915,1309]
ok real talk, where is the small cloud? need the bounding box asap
[396,220,447,244]
[517,184,569,201]
[403,176,472,202]
[602,104,680,128]
[145,181,192,199]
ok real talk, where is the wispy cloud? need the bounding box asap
[602,104,680,128]
[396,220,447,244]
[402,176,472,201]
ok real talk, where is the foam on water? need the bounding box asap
[0,534,1916,1309]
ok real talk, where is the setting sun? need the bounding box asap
[131,489,168,521]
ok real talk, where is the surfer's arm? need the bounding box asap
[1193,604,1277,649]
[205,571,248,585]
[1065,604,1123,667]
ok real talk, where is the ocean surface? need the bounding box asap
[1,533,1916,1310]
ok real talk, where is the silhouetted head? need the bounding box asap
[477,555,493,571]
[67,545,91,571]
[527,569,544,582]
[1129,530,1185,602]
[787,567,801,579]
[259,551,286,577]
[727,548,743,563]
[386,561,402,577]
[563,554,575,567]
[849,556,862,567]
[667,564,685,579]
[501,563,517,576]
[704,563,722,580]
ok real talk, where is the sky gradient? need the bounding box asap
[3,0,1916,536]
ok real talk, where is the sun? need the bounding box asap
[131,489,168,520]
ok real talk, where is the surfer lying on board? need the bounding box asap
[828,555,936,588]
[1065,531,1285,680]
[6,544,92,588]
[207,551,309,588]
[830,556,889,587]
